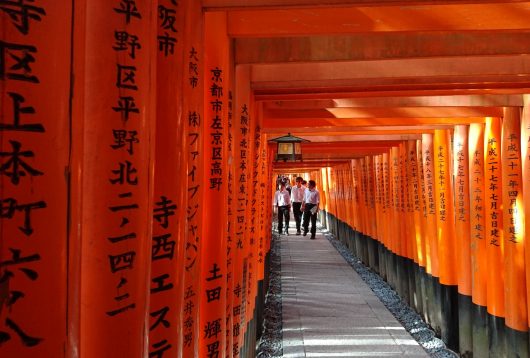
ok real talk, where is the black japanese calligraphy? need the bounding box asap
[0,140,43,185]
[0,0,46,35]
[1,92,44,132]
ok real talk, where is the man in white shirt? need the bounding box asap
[301,180,320,240]
[290,176,306,235]
[273,182,292,235]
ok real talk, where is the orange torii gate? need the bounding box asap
[3,1,530,358]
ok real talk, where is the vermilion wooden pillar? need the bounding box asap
[333,166,344,231]
[421,133,441,333]
[468,122,488,357]
[388,148,397,254]
[351,161,358,237]
[453,125,472,356]
[374,157,382,244]
[433,129,458,350]
[409,141,423,270]
[1,2,71,357]
[225,78,235,358]
[407,140,422,313]
[253,117,267,357]
[76,1,157,356]
[200,10,229,358]
[232,64,252,358]
[351,161,360,237]
[402,142,414,305]
[182,0,204,356]
[351,161,360,238]
[375,155,387,279]
[149,1,185,357]
[343,165,349,240]
[413,141,426,274]
[344,161,355,235]
[523,96,530,332]
[484,117,507,356]
[367,157,377,242]
[416,140,430,323]
[382,152,392,281]
[257,121,268,306]
[501,108,528,355]
[390,146,402,293]
[245,107,259,348]
[396,143,411,303]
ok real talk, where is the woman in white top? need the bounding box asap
[301,180,320,239]
[273,182,292,235]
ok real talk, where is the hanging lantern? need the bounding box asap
[268,133,310,162]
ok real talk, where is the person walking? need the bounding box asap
[273,182,292,235]
[290,176,306,235]
[284,176,292,195]
[302,180,320,240]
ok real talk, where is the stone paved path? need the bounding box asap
[280,230,429,358]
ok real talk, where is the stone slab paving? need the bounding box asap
[281,231,429,358]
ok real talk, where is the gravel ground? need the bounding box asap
[256,230,283,358]
[319,223,459,358]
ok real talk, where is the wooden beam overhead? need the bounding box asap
[251,55,530,89]
[227,3,530,37]
[254,88,530,101]
[235,32,530,64]
[205,0,529,10]
[221,2,530,152]
[272,161,348,171]
[265,128,439,136]
[263,117,486,129]
[300,134,423,141]
[264,107,503,119]
[263,94,524,109]
[302,141,402,148]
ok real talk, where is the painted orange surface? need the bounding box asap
[415,140,427,269]
[399,142,415,260]
[182,0,205,356]
[149,1,185,356]
[501,108,528,332]
[351,161,362,234]
[199,11,229,358]
[232,64,252,358]
[523,97,530,328]
[433,130,458,286]
[469,123,487,307]
[228,4,530,36]
[374,155,383,242]
[77,1,157,357]
[382,153,391,252]
[263,117,486,129]
[367,157,377,238]
[247,110,261,330]
[390,147,402,257]
[257,123,269,283]
[225,81,235,358]
[453,125,472,296]
[422,134,438,277]
[0,2,71,356]
[407,140,421,264]
[484,117,505,318]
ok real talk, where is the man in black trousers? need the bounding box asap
[302,180,320,240]
[290,176,305,235]
[273,182,292,235]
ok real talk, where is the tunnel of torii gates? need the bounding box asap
[3,1,530,358]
